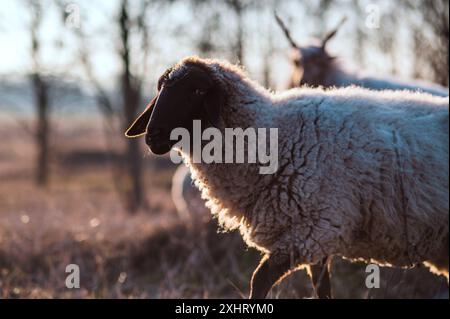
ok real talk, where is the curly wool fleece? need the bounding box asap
[173,56,449,278]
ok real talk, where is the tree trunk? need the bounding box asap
[33,73,49,186]
[30,0,50,187]
[236,9,244,64]
[120,0,145,213]
[228,0,244,64]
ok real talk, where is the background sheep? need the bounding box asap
[275,13,449,96]
[171,164,209,223]
[126,56,449,299]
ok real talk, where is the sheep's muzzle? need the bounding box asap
[145,128,173,155]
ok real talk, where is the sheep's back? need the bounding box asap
[271,91,449,266]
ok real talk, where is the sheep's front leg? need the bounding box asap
[309,257,332,299]
[249,255,291,299]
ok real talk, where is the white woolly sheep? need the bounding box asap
[126,56,449,299]
[275,13,449,96]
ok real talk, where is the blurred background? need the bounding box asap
[0,0,448,298]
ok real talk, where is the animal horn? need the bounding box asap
[322,16,348,49]
[274,11,300,49]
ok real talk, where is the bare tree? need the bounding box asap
[72,19,130,209]
[29,0,50,186]
[261,4,276,89]
[226,0,246,64]
[119,0,146,212]
[196,12,221,56]
[262,34,273,89]
[59,0,153,213]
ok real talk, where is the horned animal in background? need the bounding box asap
[275,13,449,96]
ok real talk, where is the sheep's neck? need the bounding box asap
[323,64,356,88]
[186,155,264,227]
[181,77,273,224]
[218,73,270,128]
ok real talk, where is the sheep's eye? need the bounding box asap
[194,88,207,96]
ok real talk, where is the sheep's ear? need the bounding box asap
[125,97,157,138]
[321,16,347,49]
[203,89,222,128]
[274,11,300,49]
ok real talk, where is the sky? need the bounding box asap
[0,0,418,94]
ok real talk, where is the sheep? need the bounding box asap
[275,13,449,96]
[125,56,449,299]
[171,164,209,223]
[170,114,331,300]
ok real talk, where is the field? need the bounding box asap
[0,115,447,299]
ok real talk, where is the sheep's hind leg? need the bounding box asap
[249,255,292,299]
[309,257,332,299]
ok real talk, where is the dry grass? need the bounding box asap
[0,116,447,299]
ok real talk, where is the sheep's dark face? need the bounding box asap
[292,45,335,87]
[125,64,222,155]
